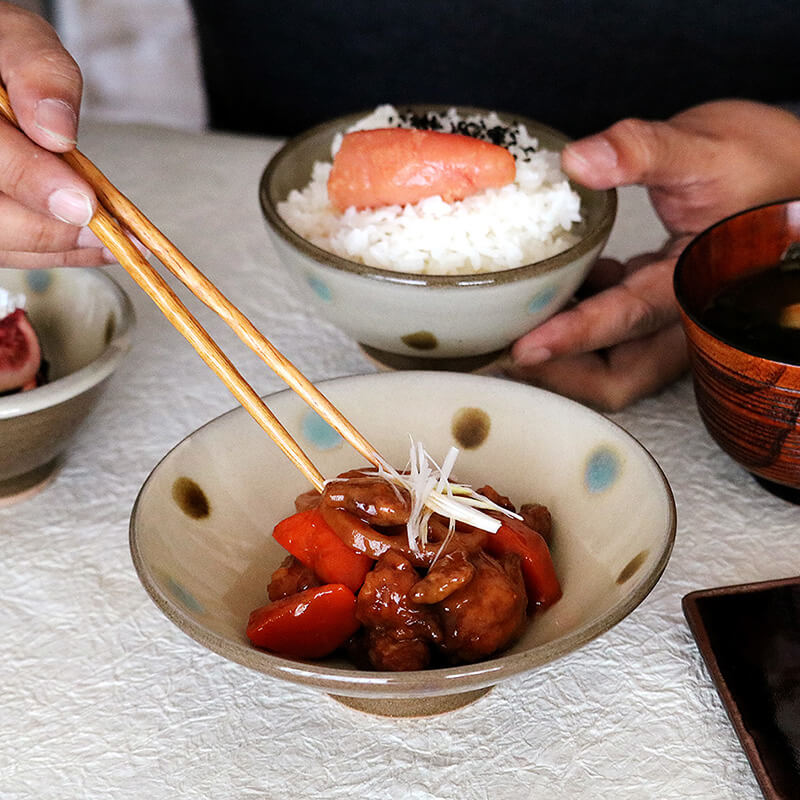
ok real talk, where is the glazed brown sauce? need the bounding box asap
[701,261,800,364]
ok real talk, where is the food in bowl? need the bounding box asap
[247,445,561,670]
[0,287,46,394]
[0,267,135,501]
[260,106,615,360]
[700,253,800,363]
[277,105,582,275]
[674,199,800,493]
[130,371,675,715]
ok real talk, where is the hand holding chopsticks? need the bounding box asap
[0,84,385,492]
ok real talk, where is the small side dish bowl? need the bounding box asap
[674,199,800,494]
[0,267,135,503]
[130,371,675,717]
[259,106,616,365]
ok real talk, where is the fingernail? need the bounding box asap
[518,346,552,366]
[48,188,94,226]
[100,247,116,263]
[34,98,78,146]
[76,226,103,248]
[564,135,618,171]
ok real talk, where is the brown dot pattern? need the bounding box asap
[617,550,648,584]
[401,331,438,350]
[451,407,491,449]
[172,476,211,519]
[104,313,116,346]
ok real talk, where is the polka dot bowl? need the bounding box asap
[130,371,675,717]
[259,106,617,366]
[0,267,135,505]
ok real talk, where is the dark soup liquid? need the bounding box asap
[701,260,800,364]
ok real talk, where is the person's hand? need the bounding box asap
[509,100,800,410]
[0,2,112,268]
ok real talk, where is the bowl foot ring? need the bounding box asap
[329,685,493,717]
[0,458,61,508]
[359,343,508,374]
[754,475,800,505]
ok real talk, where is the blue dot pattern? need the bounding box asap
[26,270,52,293]
[527,286,557,314]
[167,576,204,614]
[308,275,332,302]
[585,446,621,493]
[302,410,343,450]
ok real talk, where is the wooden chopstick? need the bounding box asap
[0,85,384,490]
[89,201,326,492]
[64,147,384,471]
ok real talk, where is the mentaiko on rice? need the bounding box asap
[277,105,583,276]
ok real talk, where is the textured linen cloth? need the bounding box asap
[1,122,798,800]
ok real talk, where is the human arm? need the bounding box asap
[0,1,112,268]
[509,100,800,410]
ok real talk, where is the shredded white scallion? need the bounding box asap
[0,287,25,319]
[367,437,520,554]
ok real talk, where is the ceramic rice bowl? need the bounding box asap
[130,371,675,717]
[259,106,617,364]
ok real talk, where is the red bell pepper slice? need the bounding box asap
[273,509,373,592]
[246,583,360,659]
[484,517,562,610]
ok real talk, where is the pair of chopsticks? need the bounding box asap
[0,85,384,493]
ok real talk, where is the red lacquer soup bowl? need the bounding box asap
[674,199,800,494]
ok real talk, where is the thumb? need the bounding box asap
[561,117,719,191]
[0,6,83,152]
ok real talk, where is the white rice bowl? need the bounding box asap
[277,105,582,276]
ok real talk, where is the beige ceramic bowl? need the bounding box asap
[130,371,675,717]
[259,106,617,366]
[0,267,135,503]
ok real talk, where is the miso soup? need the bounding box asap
[701,260,800,365]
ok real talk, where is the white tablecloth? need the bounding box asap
[2,122,798,800]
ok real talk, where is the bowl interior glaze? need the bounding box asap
[130,372,675,716]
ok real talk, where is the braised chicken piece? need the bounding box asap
[519,502,553,544]
[322,473,411,525]
[355,550,440,670]
[362,627,435,671]
[434,550,527,663]
[475,485,515,511]
[248,470,561,670]
[410,550,475,604]
[267,555,321,601]
[294,488,322,512]
[426,517,489,558]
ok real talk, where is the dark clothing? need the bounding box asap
[189,0,799,138]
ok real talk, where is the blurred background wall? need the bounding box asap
[9,0,207,130]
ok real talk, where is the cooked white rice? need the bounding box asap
[278,105,582,276]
